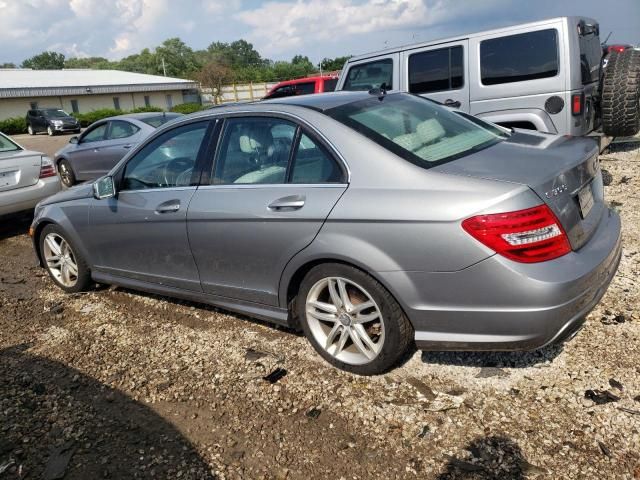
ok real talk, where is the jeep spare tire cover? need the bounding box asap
[601,49,640,137]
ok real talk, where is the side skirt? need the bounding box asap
[91,270,291,328]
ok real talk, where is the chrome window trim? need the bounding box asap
[119,186,198,194]
[195,183,348,191]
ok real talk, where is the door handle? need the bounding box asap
[155,201,181,214]
[123,144,133,149]
[443,99,462,109]
[268,195,305,211]
[93,148,100,152]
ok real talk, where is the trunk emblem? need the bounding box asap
[545,184,567,198]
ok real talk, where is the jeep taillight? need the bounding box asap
[572,93,584,116]
[462,205,571,263]
[39,156,56,178]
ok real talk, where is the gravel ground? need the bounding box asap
[1,141,639,479]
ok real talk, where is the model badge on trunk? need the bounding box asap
[545,184,568,198]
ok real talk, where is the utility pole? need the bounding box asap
[161,57,167,76]
[319,60,323,76]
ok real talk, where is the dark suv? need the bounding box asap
[26,108,81,136]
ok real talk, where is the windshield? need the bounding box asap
[0,133,21,153]
[325,94,507,167]
[43,109,71,118]
[141,113,182,128]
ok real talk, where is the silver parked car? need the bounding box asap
[54,112,183,187]
[0,132,60,216]
[30,92,621,374]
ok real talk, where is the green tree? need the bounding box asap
[155,38,200,77]
[64,57,112,69]
[320,55,351,72]
[0,62,16,68]
[22,51,65,69]
[116,48,160,75]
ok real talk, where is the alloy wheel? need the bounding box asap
[27,125,34,135]
[47,126,53,136]
[43,233,79,287]
[58,161,73,187]
[305,277,385,365]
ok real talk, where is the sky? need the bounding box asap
[0,0,638,65]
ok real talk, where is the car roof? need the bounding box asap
[96,112,184,123]
[260,91,373,111]
[273,75,339,87]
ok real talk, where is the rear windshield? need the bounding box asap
[325,94,507,167]
[578,21,601,84]
[141,113,182,128]
[0,134,21,153]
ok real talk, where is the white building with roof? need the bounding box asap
[0,69,200,120]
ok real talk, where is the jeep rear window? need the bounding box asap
[578,22,601,84]
[480,29,559,85]
[326,94,507,168]
[343,59,393,91]
[409,46,464,94]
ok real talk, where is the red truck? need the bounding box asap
[263,74,339,99]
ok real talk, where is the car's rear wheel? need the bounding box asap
[40,224,92,293]
[47,126,54,136]
[297,263,413,375]
[57,159,76,188]
[27,124,35,135]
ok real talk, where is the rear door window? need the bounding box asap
[290,133,343,184]
[409,46,463,94]
[343,59,393,91]
[295,82,316,95]
[107,120,140,140]
[480,29,559,85]
[322,78,338,92]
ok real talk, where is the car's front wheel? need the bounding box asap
[47,126,54,136]
[297,263,413,375]
[27,124,35,135]
[57,159,76,188]
[40,224,92,293]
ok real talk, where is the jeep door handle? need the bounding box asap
[268,195,305,210]
[155,201,181,213]
[444,99,462,109]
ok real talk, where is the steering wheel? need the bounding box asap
[162,157,193,187]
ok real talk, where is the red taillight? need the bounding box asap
[39,156,56,178]
[607,45,626,53]
[462,205,571,263]
[571,93,584,116]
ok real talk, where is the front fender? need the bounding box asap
[31,202,93,269]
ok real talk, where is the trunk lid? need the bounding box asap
[0,150,44,193]
[434,130,603,250]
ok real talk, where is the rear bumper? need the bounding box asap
[378,208,622,351]
[0,177,62,216]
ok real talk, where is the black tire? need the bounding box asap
[39,224,92,293]
[27,124,35,135]
[601,49,640,137]
[57,159,76,188]
[296,263,414,375]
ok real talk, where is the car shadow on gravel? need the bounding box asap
[420,343,564,369]
[0,213,32,240]
[436,435,541,479]
[0,343,215,479]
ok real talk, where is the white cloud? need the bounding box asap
[235,0,442,54]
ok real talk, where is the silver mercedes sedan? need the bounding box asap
[0,132,60,216]
[30,92,621,374]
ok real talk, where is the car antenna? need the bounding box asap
[368,83,387,100]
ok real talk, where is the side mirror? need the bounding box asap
[69,136,79,144]
[93,176,116,200]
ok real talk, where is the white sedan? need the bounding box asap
[0,132,61,216]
